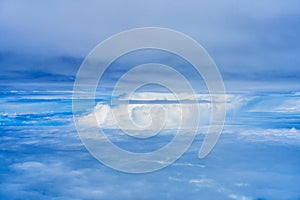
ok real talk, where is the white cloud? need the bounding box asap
[189,178,216,188]
[78,102,203,132]
[240,127,300,136]
[77,92,257,132]
[228,194,252,200]
[121,92,197,101]
[273,99,300,112]
[10,161,45,171]
[238,127,300,144]
[6,161,107,199]
[247,93,300,113]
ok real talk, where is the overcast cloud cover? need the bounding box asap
[1,0,300,199]
[1,0,300,91]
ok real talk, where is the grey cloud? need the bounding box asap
[0,0,300,91]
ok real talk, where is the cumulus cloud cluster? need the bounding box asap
[77,92,253,131]
[78,92,230,132]
[79,103,202,131]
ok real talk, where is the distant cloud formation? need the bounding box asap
[77,92,300,131]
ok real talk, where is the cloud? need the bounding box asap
[77,92,260,132]
[1,103,300,199]
[239,127,300,144]
[228,194,252,200]
[247,93,300,112]
[273,99,300,112]
[78,102,204,132]
[189,178,217,188]
[76,92,244,132]
[1,0,299,56]
[75,91,300,141]
[1,0,300,89]
[5,161,106,200]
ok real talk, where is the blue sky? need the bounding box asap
[1,1,300,199]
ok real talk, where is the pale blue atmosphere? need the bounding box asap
[1,1,300,199]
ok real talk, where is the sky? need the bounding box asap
[1,0,300,91]
[1,1,300,199]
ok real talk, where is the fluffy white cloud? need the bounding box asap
[77,92,254,132]
[78,102,204,132]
